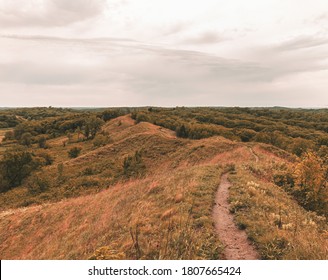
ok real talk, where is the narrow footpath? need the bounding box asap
[213,174,259,260]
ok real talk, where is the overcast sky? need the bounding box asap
[0,0,328,107]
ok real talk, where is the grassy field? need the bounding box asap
[0,165,224,259]
[0,108,327,259]
[229,167,327,259]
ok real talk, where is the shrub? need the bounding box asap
[83,117,104,139]
[68,147,82,158]
[123,150,146,178]
[37,152,54,166]
[27,174,50,194]
[37,135,47,148]
[20,132,32,146]
[176,124,188,138]
[3,131,14,141]
[93,134,109,147]
[81,167,95,176]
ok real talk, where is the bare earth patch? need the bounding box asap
[213,174,259,260]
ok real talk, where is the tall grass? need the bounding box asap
[229,167,328,259]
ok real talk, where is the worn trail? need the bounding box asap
[249,147,259,163]
[213,174,259,260]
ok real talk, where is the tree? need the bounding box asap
[83,117,104,139]
[176,124,188,138]
[27,174,50,194]
[0,147,39,192]
[3,131,14,141]
[289,137,313,156]
[135,113,149,124]
[20,132,32,147]
[254,132,271,144]
[101,110,121,122]
[294,151,327,214]
[14,123,34,140]
[237,128,257,142]
[37,135,47,148]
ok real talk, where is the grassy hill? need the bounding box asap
[0,112,327,260]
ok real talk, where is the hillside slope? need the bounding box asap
[0,115,327,259]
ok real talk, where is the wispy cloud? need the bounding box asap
[0,0,106,27]
[1,34,327,107]
[273,36,328,52]
[181,31,226,45]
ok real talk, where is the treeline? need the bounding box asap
[2,108,128,144]
[0,107,131,128]
[5,107,74,120]
[0,108,128,193]
[131,107,328,156]
[0,114,19,128]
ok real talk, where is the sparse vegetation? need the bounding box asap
[68,147,82,158]
[0,107,327,260]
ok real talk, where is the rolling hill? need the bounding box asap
[0,115,327,260]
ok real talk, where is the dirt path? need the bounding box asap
[249,147,259,163]
[213,174,259,260]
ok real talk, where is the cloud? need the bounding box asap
[0,35,271,88]
[273,36,328,52]
[1,35,328,107]
[162,22,190,36]
[1,34,327,88]
[243,36,328,84]
[181,31,226,45]
[0,0,106,27]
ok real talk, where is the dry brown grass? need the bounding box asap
[0,116,230,259]
[0,115,327,260]
[0,165,223,260]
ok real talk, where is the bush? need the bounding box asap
[27,174,50,194]
[37,152,54,166]
[37,135,47,148]
[83,117,104,139]
[68,147,82,158]
[294,152,327,215]
[20,132,32,146]
[81,167,95,176]
[3,131,14,141]
[93,134,109,147]
[123,150,146,178]
[0,147,39,192]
